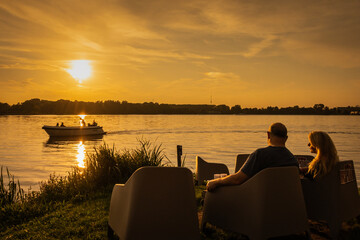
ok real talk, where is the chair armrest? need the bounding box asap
[202,167,307,238]
[109,184,130,234]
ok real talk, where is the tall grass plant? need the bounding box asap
[1,139,168,230]
[0,166,25,206]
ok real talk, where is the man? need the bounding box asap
[206,122,298,191]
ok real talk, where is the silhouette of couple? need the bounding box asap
[207,122,339,191]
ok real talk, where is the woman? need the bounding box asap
[306,131,339,179]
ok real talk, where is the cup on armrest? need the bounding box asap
[214,173,228,179]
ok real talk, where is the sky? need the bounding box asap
[0,0,359,108]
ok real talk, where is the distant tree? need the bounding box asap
[313,104,325,111]
[0,102,10,114]
[0,98,357,115]
[214,104,230,114]
[231,105,242,114]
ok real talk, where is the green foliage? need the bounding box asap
[1,192,111,240]
[1,139,168,231]
[37,138,168,202]
[194,184,206,210]
[0,166,25,206]
[83,139,168,187]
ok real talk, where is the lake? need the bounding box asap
[0,115,359,190]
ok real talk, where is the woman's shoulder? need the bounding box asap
[304,171,315,180]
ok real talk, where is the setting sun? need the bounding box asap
[66,60,92,84]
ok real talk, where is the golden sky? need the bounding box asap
[0,0,359,107]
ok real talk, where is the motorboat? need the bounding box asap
[42,121,106,137]
[42,125,106,137]
[45,134,104,144]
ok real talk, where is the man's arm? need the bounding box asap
[206,170,249,192]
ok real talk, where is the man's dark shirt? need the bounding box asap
[240,146,298,178]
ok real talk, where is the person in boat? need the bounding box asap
[92,120,97,126]
[56,123,59,127]
[206,122,298,192]
[304,131,339,180]
[60,122,65,127]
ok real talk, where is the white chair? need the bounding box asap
[108,166,200,240]
[234,154,249,173]
[195,156,229,185]
[201,166,310,240]
[301,160,360,239]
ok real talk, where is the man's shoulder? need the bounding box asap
[263,146,293,152]
[254,146,285,153]
[249,147,275,159]
[253,146,295,158]
[253,146,270,153]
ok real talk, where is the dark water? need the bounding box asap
[1,115,359,190]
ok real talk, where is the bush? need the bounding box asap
[1,139,168,230]
[37,138,168,201]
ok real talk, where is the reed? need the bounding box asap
[37,138,169,201]
[1,139,169,230]
[0,166,25,206]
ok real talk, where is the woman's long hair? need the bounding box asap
[308,131,339,178]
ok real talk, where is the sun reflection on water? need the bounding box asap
[76,141,86,168]
[78,114,87,127]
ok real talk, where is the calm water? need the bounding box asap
[1,115,360,190]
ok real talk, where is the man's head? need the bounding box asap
[267,122,288,146]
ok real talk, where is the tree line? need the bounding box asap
[0,99,359,115]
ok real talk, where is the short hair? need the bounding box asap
[269,122,287,138]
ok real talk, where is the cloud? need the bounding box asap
[203,72,243,86]
[1,0,359,69]
[242,35,278,58]
[282,38,360,68]
[0,0,359,106]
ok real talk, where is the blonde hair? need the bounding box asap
[308,131,339,178]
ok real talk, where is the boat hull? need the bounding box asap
[42,125,106,137]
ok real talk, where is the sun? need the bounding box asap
[66,60,92,83]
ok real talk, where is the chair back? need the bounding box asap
[294,155,314,166]
[338,161,360,221]
[294,155,314,161]
[301,160,360,238]
[109,167,200,240]
[202,166,309,239]
[234,154,249,173]
[195,156,229,185]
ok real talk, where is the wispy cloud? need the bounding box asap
[1,0,359,68]
[0,0,359,106]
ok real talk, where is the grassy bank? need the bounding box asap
[1,140,360,239]
[1,191,111,239]
[2,185,359,240]
[1,139,168,232]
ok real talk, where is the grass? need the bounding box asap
[1,139,360,239]
[1,192,111,240]
[2,186,360,240]
[0,139,168,232]
[0,166,25,206]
